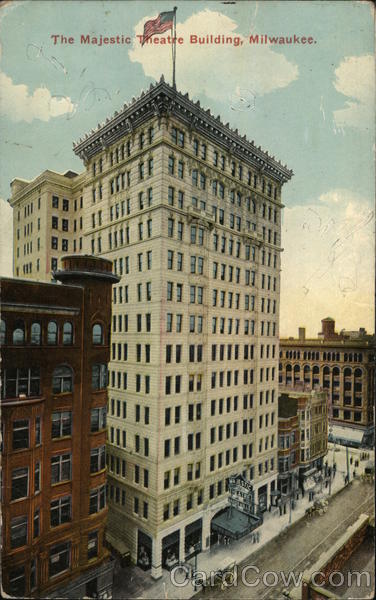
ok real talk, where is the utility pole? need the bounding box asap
[346,445,350,483]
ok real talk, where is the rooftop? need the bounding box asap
[73,76,293,183]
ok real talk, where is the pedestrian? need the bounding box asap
[353,469,356,479]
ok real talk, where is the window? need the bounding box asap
[51,453,71,483]
[90,445,106,473]
[89,485,106,514]
[50,495,71,527]
[92,364,108,390]
[30,322,41,345]
[90,407,106,432]
[12,419,29,450]
[47,321,58,344]
[52,365,73,394]
[92,323,104,344]
[8,566,26,597]
[52,411,72,438]
[63,322,73,345]
[3,367,40,398]
[12,320,25,345]
[49,542,71,578]
[0,319,5,345]
[10,515,28,548]
[11,467,29,500]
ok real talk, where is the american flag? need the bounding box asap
[142,11,174,45]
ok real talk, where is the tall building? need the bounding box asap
[1,255,118,598]
[279,318,375,447]
[9,77,293,579]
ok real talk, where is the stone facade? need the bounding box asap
[8,77,293,579]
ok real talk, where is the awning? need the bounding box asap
[329,425,364,444]
[303,467,317,479]
[106,532,130,557]
[211,508,261,540]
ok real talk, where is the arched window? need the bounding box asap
[304,365,310,382]
[47,321,58,345]
[52,365,73,394]
[323,366,330,375]
[12,320,25,345]
[344,353,348,362]
[354,368,363,378]
[313,366,319,374]
[31,322,41,345]
[348,353,353,362]
[92,364,108,390]
[63,322,73,345]
[92,324,104,345]
[0,319,6,345]
[323,352,327,360]
[251,199,256,214]
[344,367,352,377]
[336,353,340,361]
[315,352,319,360]
[332,367,340,376]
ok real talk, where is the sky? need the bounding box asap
[0,0,374,336]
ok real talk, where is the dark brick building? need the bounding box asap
[1,255,118,598]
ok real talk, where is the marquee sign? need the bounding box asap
[228,474,255,516]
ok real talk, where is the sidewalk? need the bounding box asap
[112,446,371,599]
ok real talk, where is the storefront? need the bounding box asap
[137,530,152,571]
[258,484,268,512]
[185,519,202,558]
[162,530,180,570]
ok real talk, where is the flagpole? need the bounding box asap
[172,7,177,88]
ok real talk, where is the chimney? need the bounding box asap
[298,327,306,341]
[321,317,335,340]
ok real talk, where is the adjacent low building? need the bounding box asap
[277,388,328,505]
[1,255,118,598]
[279,318,375,447]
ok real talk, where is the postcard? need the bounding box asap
[0,1,374,599]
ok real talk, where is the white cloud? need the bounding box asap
[333,55,374,130]
[0,199,13,277]
[0,70,75,123]
[129,10,298,102]
[280,189,374,336]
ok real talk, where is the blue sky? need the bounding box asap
[0,0,374,335]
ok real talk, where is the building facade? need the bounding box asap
[278,389,328,504]
[279,319,375,445]
[9,77,293,579]
[9,170,86,281]
[1,255,118,598]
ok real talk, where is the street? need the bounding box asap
[194,478,374,599]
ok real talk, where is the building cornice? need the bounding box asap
[9,170,86,206]
[73,77,293,184]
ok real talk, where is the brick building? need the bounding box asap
[1,255,118,598]
[8,76,293,579]
[279,318,375,447]
[278,389,328,504]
